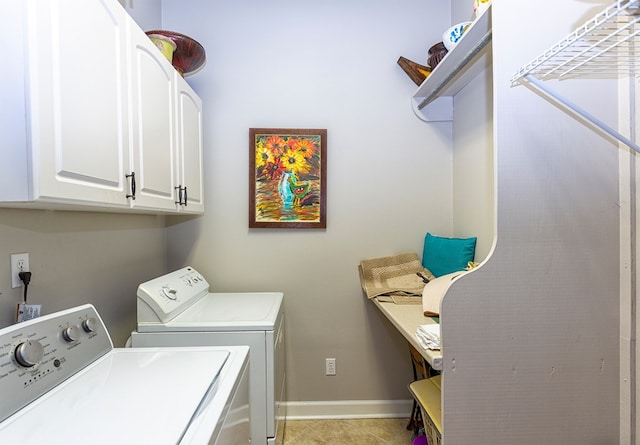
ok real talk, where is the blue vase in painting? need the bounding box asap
[278,171,294,206]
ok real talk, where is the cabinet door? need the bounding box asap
[176,79,204,213]
[28,0,130,206]
[128,24,179,211]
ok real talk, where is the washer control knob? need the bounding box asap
[82,317,97,333]
[14,340,44,368]
[62,325,81,342]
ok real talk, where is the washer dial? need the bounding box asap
[14,340,44,368]
[82,318,97,333]
[62,325,80,342]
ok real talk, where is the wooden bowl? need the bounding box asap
[427,42,448,69]
[146,30,206,76]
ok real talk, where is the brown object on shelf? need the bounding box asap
[427,42,448,70]
[397,56,432,86]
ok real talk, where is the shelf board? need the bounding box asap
[412,5,492,122]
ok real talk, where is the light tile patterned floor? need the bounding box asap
[283,418,414,445]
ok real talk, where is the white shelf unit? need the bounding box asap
[411,5,492,122]
[511,0,640,153]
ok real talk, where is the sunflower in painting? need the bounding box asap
[253,133,322,212]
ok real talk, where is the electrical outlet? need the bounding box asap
[325,358,336,376]
[10,253,29,289]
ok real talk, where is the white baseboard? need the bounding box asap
[284,399,413,420]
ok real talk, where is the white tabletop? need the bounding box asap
[372,299,442,370]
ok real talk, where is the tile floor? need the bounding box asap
[283,418,414,445]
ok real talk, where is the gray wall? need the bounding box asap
[160,0,457,404]
[0,0,496,414]
[118,0,161,31]
[0,209,166,347]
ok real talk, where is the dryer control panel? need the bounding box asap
[0,304,112,424]
[137,267,209,324]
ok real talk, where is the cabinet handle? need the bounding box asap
[175,186,187,206]
[126,172,136,200]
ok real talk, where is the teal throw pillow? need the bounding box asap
[422,233,476,277]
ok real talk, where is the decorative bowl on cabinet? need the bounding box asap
[145,30,206,76]
[147,34,177,62]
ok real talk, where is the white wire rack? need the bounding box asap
[511,0,640,154]
[512,0,640,84]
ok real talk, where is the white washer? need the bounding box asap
[0,304,250,445]
[130,267,285,445]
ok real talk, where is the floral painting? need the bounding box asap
[249,128,327,228]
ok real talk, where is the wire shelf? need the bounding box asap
[511,0,640,84]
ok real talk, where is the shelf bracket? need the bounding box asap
[412,96,453,122]
[522,74,640,154]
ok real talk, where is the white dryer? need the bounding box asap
[0,304,250,445]
[130,267,285,445]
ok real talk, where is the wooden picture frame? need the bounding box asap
[249,128,327,228]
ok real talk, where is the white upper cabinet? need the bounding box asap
[175,81,204,212]
[1,0,204,214]
[128,21,180,211]
[20,0,131,207]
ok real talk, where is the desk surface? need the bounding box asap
[372,298,443,370]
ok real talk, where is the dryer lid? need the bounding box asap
[139,291,284,332]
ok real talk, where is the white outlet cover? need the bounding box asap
[10,253,29,289]
[325,358,336,376]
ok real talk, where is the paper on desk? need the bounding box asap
[421,270,466,316]
[416,323,440,350]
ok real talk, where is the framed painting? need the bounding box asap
[249,128,327,228]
